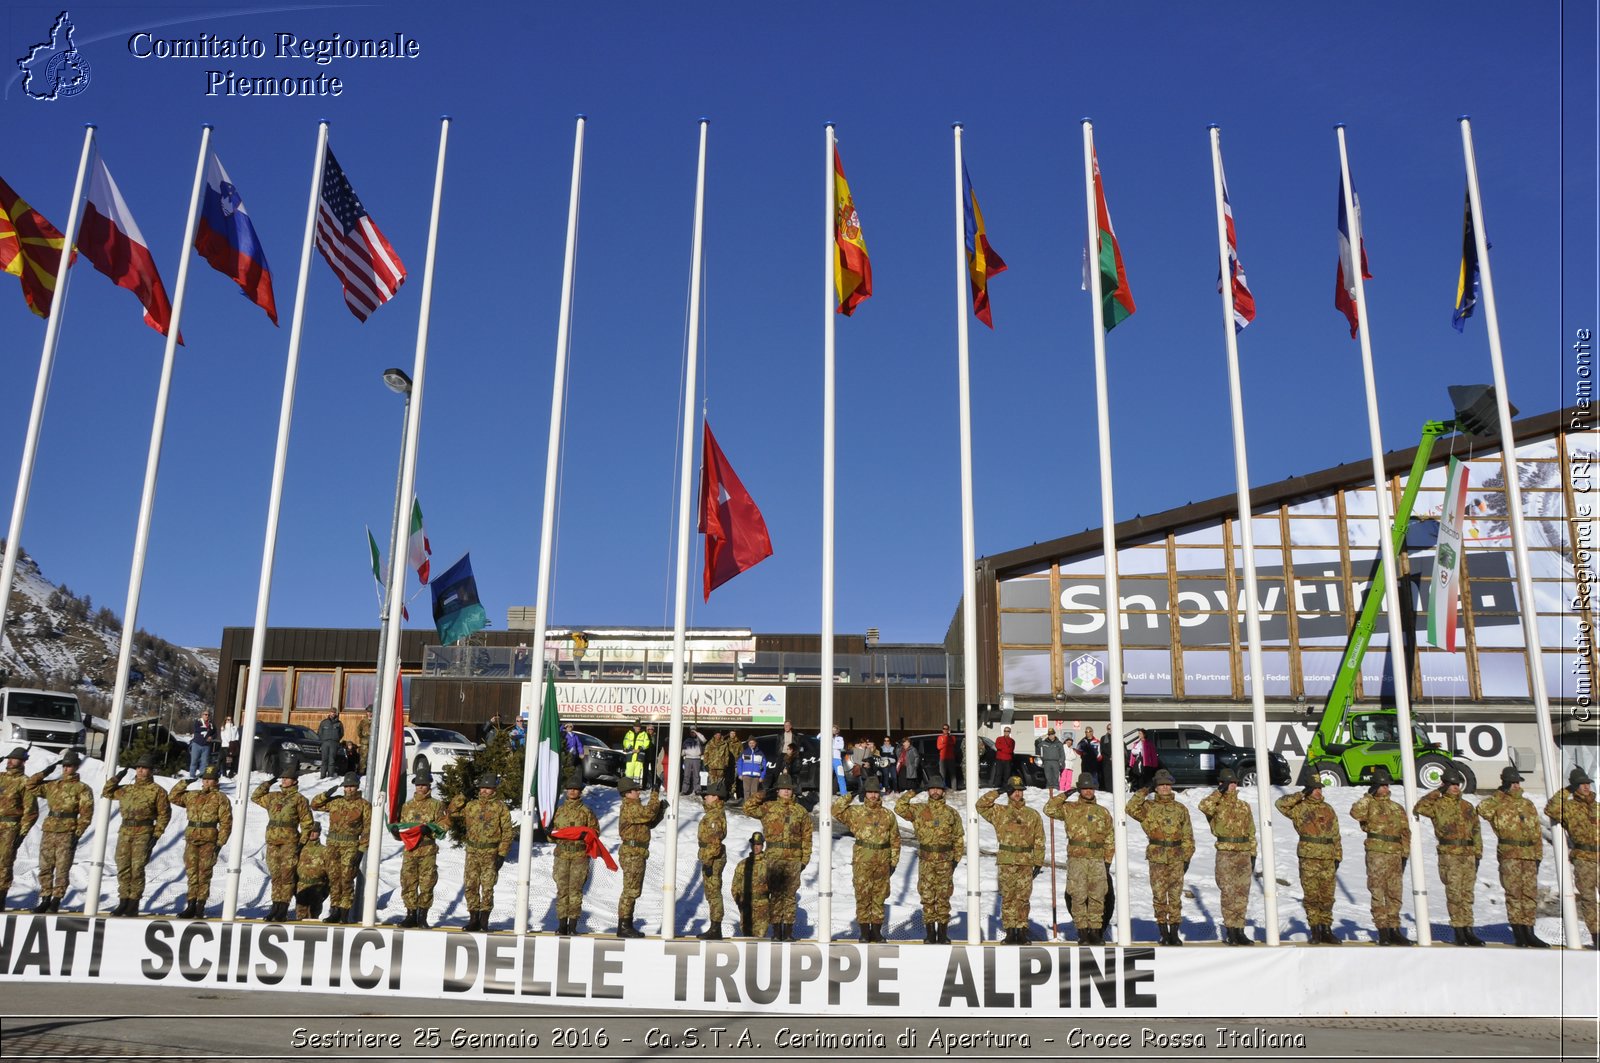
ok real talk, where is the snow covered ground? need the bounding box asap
[4,751,1581,948]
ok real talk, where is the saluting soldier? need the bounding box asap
[894,779,963,943]
[1197,767,1256,945]
[26,751,91,913]
[449,774,515,932]
[102,753,172,916]
[978,775,1044,944]
[1277,778,1344,945]
[614,775,665,937]
[169,764,232,918]
[1045,772,1116,944]
[550,771,599,935]
[741,772,813,940]
[0,747,38,910]
[1348,766,1411,945]
[832,775,902,942]
[251,767,313,921]
[1128,768,1196,946]
[393,770,450,928]
[294,821,332,920]
[704,731,733,792]
[731,832,771,938]
[1476,765,1548,947]
[1413,766,1483,946]
[697,779,729,939]
[1546,766,1599,950]
[310,772,371,924]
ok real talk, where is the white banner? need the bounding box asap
[0,915,1590,1018]
[520,683,786,726]
[1427,456,1470,650]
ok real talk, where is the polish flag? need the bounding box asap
[80,153,177,340]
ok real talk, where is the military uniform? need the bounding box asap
[731,835,771,938]
[1476,767,1547,947]
[1197,769,1256,945]
[294,824,332,920]
[704,734,733,791]
[251,777,313,920]
[1546,767,1599,947]
[741,774,813,939]
[1044,775,1116,944]
[102,757,173,915]
[1413,771,1484,945]
[894,788,963,943]
[169,766,233,918]
[449,776,514,932]
[395,774,451,927]
[310,774,372,923]
[0,749,38,908]
[1127,770,1196,945]
[1348,769,1410,944]
[614,778,664,936]
[977,779,1044,943]
[697,781,729,938]
[356,713,373,767]
[832,778,902,941]
[1277,784,1343,944]
[25,754,92,912]
[551,778,600,934]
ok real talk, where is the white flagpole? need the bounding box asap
[0,125,94,644]
[84,125,211,917]
[513,114,586,937]
[1080,118,1132,946]
[819,122,839,943]
[361,116,450,926]
[661,118,710,939]
[1206,125,1281,945]
[223,121,329,921]
[1335,124,1433,945]
[1459,116,1583,945]
[952,124,984,944]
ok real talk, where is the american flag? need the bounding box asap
[315,147,405,321]
[1218,168,1256,333]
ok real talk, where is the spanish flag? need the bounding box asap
[962,163,1007,327]
[833,147,872,315]
[0,176,72,318]
[1451,188,1479,332]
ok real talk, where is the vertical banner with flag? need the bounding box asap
[367,526,408,620]
[315,147,406,321]
[386,667,406,822]
[430,552,488,645]
[530,667,561,827]
[1427,456,1471,651]
[699,420,774,600]
[1218,168,1256,332]
[80,153,177,338]
[407,498,431,584]
[1451,188,1480,331]
[1335,176,1371,338]
[1090,150,1135,331]
[962,163,1007,327]
[0,176,72,318]
[194,152,278,324]
[832,147,872,315]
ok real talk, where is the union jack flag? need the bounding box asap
[1218,167,1255,332]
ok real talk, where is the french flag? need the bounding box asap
[1334,176,1371,339]
[195,152,277,324]
[80,153,177,340]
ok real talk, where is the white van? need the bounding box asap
[0,687,88,754]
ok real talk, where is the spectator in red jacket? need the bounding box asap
[992,726,1016,788]
[937,726,958,789]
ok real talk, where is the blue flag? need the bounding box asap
[430,552,487,645]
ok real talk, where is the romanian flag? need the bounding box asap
[0,176,72,318]
[1451,188,1479,332]
[962,164,1007,327]
[1091,150,1135,331]
[832,147,871,315]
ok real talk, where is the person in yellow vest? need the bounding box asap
[621,722,652,787]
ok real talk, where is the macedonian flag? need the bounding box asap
[0,175,72,318]
[833,147,872,316]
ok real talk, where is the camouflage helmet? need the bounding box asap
[1077,772,1100,791]
[704,779,728,800]
[1152,768,1176,787]
[1216,767,1238,787]
[862,776,882,793]
[1571,766,1595,788]
[342,772,361,788]
[750,831,766,847]
[134,753,159,770]
[1499,765,1524,788]
[200,764,222,781]
[60,751,83,768]
[475,774,501,791]
[617,776,639,795]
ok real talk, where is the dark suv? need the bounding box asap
[905,733,1049,790]
[251,722,323,774]
[1127,727,1291,788]
[569,730,628,785]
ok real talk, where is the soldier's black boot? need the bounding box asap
[1376,927,1392,946]
[1236,927,1255,946]
[1463,926,1486,947]
[32,896,50,914]
[325,907,343,924]
[1511,924,1528,947]
[1391,927,1411,945]
[936,923,951,945]
[416,909,430,929]
[923,923,937,944]
[1523,925,1550,948]
[1448,925,1466,946]
[1169,924,1184,946]
[697,923,722,940]
[1322,924,1341,945]
[400,909,418,928]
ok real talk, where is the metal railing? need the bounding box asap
[420,645,963,686]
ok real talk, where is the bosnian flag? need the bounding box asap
[194,152,278,324]
[1334,176,1371,339]
[1218,168,1256,332]
[80,153,177,340]
[407,497,431,585]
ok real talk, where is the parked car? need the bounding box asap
[402,725,481,777]
[750,732,822,792]
[251,722,323,774]
[569,730,628,785]
[1126,726,1292,788]
[905,732,1049,790]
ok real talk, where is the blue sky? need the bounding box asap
[0,1,1592,651]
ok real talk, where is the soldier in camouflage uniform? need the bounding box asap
[310,772,371,924]
[1546,766,1599,949]
[614,775,665,937]
[1277,779,1343,944]
[1476,765,1548,947]
[978,775,1044,944]
[1348,767,1411,945]
[697,779,729,939]
[704,732,733,793]
[395,771,450,928]
[833,775,902,941]
[294,821,331,920]
[1196,767,1257,945]
[26,752,92,912]
[101,753,173,915]
[0,747,38,910]
[1127,768,1195,946]
[252,770,313,921]
[169,764,232,918]
[731,832,770,938]
[356,709,373,768]
[551,772,599,935]
[1044,772,1116,944]
[449,774,514,932]
[740,773,813,940]
[1413,766,1484,946]
[894,780,963,943]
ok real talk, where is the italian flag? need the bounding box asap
[407,498,431,585]
[1091,149,1135,332]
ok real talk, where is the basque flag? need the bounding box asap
[195,152,278,324]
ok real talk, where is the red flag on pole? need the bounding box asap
[386,669,406,822]
[698,420,773,600]
[80,153,178,340]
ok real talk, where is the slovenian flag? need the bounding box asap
[195,152,278,324]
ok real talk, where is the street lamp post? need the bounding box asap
[364,368,413,798]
